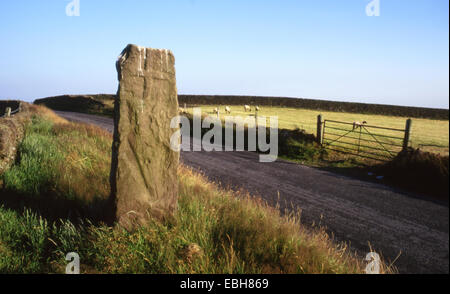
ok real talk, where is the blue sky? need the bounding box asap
[0,0,448,108]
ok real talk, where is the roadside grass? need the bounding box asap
[1,115,111,223]
[0,110,394,274]
[187,105,449,156]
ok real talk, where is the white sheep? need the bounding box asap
[255,106,260,111]
[244,105,251,112]
[352,121,367,130]
[213,107,219,114]
[225,106,231,114]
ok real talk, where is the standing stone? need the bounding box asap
[110,44,179,229]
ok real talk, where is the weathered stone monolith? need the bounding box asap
[110,44,179,229]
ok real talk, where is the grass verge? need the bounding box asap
[0,109,394,274]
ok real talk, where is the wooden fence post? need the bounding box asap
[5,107,11,117]
[317,114,323,145]
[403,118,412,151]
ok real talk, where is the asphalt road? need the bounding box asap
[56,111,449,274]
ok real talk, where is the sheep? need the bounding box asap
[244,105,251,112]
[255,106,260,111]
[225,106,231,114]
[352,121,367,130]
[212,107,221,118]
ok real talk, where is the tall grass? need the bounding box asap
[3,118,62,196]
[1,115,111,223]
[0,110,393,274]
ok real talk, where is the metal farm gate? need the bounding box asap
[316,115,412,162]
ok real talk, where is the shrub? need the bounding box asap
[381,148,449,200]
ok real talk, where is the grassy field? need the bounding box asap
[33,95,449,156]
[187,105,449,156]
[0,108,394,274]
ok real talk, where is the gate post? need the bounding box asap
[5,107,11,117]
[317,114,323,145]
[403,118,412,151]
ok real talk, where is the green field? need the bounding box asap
[187,105,449,156]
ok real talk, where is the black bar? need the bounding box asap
[2,274,447,291]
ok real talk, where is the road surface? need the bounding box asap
[56,111,449,274]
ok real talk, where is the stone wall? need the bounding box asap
[0,102,32,175]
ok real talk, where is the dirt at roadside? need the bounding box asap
[0,102,33,175]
